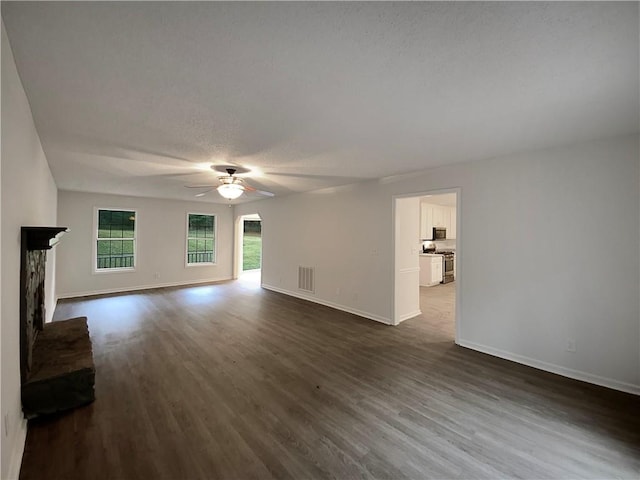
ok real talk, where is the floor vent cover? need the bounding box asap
[298,266,315,293]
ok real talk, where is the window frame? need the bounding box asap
[93,207,138,274]
[185,212,217,267]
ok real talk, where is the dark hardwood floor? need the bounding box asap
[20,274,640,479]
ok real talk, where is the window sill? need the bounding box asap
[186,262,217,268]
[93,267,136,275]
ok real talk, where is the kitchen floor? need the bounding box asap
[418,281,455,339]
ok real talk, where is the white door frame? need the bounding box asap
[392,187,461,344]
[234,213,262,279]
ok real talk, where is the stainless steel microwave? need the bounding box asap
[432,227,446,240]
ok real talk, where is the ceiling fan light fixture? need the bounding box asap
[217,183,244,200]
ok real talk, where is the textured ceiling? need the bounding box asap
[2,2,638,203]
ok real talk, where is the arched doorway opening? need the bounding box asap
[235,213,262,282]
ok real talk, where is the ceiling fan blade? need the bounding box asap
[244,183,274,197]
[194,188,215,197]
[185,184,217,189]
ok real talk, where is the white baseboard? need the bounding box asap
[395,309,422,325]
[57,276,233,299]
[457,339,640,396]
[6,418,27,480]
[261,284,393,325]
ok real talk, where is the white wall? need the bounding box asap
[236,134,640,393]
[1,20,59,479]
[237,183,395,324]
[394,196,421,323]
[56,191,234,297]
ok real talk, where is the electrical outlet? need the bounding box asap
[566,338,576,353]
[336,287,341,296]
[153,272,160,280]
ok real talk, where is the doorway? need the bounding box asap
[393,189,460,343]
[242,217,262,272]
[235,214,262,283]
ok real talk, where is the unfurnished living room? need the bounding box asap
[1,2,639,479]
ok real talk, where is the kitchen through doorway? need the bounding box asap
[393,190,460,342]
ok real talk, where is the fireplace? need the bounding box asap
[20,226,67,382]
[19,227,96,417]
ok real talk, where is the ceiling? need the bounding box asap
[2,2,638,204]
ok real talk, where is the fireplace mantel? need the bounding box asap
[22,226,68,251]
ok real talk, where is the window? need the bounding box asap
[187,213,216,265]
[96,208,136,271]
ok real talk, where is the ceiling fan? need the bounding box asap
[185,166,275,200]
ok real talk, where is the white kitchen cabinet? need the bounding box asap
[421,202,457,240]
[432,258,443,284]
[449,207,456,239]
[432,205,445,227]
[419,254,443,286]
[420,202,433,239]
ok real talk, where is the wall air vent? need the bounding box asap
[298,266,315,293]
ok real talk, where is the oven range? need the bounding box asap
[434,250,455,284]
